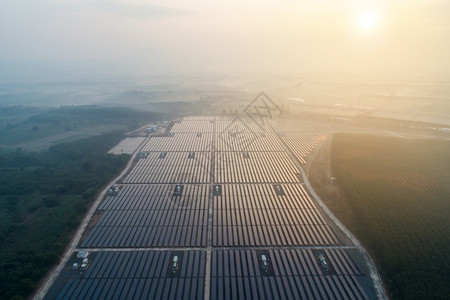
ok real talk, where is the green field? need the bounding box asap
[0,105,162,151]
[330,134,450,299]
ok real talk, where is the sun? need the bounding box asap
[357,10,378,31]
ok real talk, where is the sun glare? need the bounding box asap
[358,10,378,31]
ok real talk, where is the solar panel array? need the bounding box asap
[215,132,283,152]
[123,152,211,184]
[55,250,206,300]
[171,121,214,133]
[280,133,328,164]
[141,133,212,152]
[81,185,209,248]
[214,152,301,183]
[215,119,271,133]
[212,184,340,247]
[46,115,379,300]
[108,137,146,155]
[211,249,371,300]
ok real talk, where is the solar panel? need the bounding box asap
[47,117,379,300]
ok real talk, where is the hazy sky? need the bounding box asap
[1,0,449,77]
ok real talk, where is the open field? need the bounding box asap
[0,105,163,152]
[314,133,450,299]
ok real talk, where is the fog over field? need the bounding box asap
[1,0,449,125]
[1,75,450,126]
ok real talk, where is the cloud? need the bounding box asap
[91,1,190,19]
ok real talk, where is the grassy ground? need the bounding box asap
[326,134,450,299]
[0,105,162,151]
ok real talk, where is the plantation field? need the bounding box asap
[328,134,450,299]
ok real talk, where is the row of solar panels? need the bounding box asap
[171,122,214,132]
[126,169,206,182]
[95,209,208,228]
[215,132,284,152]
[211,274,370,300]
[160,117,273,134]
[99,185,317,212]
[122,154,303,184]
[215,118,272,133]
[142,133,213,152]
[101,184,316,210]
[81,224,340,248]
[101,184,209,201]
[212,249,364,277]
[213,208,326,226]
[211,249,371,300]
[133,151,211,166]
[81,225,208,248]
[213,184,315,209]
[212,224,340,247]
[214,155,301,183]
[56,277,204,300]
[96,205,324,228]
[83,182,345,248]
[108,137,146,155]
[83,251,206,279]
[123,172,210,184]
[280,133,328,164]
[53,249,375,300]
[100,195,208,211]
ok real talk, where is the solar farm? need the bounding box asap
[108,137,146,155]
[44,116,381,299]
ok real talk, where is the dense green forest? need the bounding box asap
[331,134,450,299]
[0,132,130,300]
